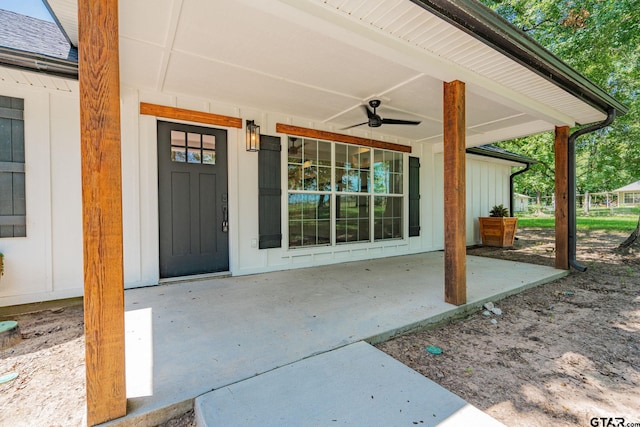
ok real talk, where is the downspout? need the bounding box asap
[510,163,532,217]
[568,108,616,271]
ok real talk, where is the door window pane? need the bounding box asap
[202,150,215,165]
[202,134,215,150]
[187,148,201,164]
[172,130,216,165]
[171,146,186,162]
[171,130,186,147]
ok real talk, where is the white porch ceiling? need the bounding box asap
[47,0,607,146]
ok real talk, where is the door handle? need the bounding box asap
[222,205,229,233]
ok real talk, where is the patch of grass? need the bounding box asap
[516,217,555,228]
[516,215,639,232]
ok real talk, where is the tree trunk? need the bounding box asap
[583,191,590,216]
[536,191,542,214]
[618,214,640,249]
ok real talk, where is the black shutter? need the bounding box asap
[408,156,420,237]
[0,95,26,238]
[258,135,282,248]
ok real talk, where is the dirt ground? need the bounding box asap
[0,228,638,426]
[378,228,640,426]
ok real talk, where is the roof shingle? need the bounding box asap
[0,9,77,62]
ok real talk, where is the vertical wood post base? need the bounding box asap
[443,80,467,306]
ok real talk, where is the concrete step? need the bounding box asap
[195,341,505,427]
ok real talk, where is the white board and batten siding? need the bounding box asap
[0,74,517,306]
[0,74,83,307]
[433,153,514,248]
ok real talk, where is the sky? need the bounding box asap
[0,0,53,21]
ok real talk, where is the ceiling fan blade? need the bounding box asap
[341,121,369,130]
[363,105,375,119]
[381,118,421,126]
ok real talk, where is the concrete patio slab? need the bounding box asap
[195,341,506,427]
[105,252,567,425]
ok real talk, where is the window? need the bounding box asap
[287,137,404,248]
[373,150,403,240]
[170,130,216,165]
[624,192,640,205]
[0,95,26,237]
[288,138,331,247]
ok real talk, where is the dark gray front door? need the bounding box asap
[157,121,228,278]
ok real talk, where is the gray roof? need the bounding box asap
[613,180,640,193]
[0,9,76,61]
[466,144,538,165]
[0,9,77,78]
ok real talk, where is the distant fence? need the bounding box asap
[518,192,638,215]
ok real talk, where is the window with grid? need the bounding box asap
[287,138,332,247]
[0,95,26,238]
[373,150,403,240]
[335,143,370,243]
[287,137,404,248]
[170,130,216,165]
[624,192,640,205]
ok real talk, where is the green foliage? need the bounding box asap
[480,0,640,196]
[489,204,510,217]
[517,214,639,232]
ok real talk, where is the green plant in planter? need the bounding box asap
[480,205,518,247]
[489,204,509,218]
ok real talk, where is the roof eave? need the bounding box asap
[466,146,538,165]
[0,47,78,79]
[410,0,629,119]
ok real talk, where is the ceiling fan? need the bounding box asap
[342,99,421,130]
[288,137,302,154]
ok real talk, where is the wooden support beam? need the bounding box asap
[443,80,466,305]
[79,1,127,425]
[140,102,242,128]
[554,126,570,270]
[276,123,412,153]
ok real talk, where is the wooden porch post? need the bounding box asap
[554,126,570,270]
[443,80,466,305]
[78,0,127,425]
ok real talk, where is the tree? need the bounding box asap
[480,0,640,198]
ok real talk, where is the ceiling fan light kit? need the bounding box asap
[342,99,421,130]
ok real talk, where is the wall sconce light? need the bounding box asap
[246,120,260,152]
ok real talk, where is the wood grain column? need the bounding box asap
[78,0,127,424]
[554,126,570,270]
[443,80,466,305]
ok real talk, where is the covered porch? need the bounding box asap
[116,252,567,425]
[29,0,623,423]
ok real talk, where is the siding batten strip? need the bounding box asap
[554,126,570,270]
[443,80,467,306]
[79,1,127,425]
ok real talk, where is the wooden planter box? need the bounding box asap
[479,217,518,247]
